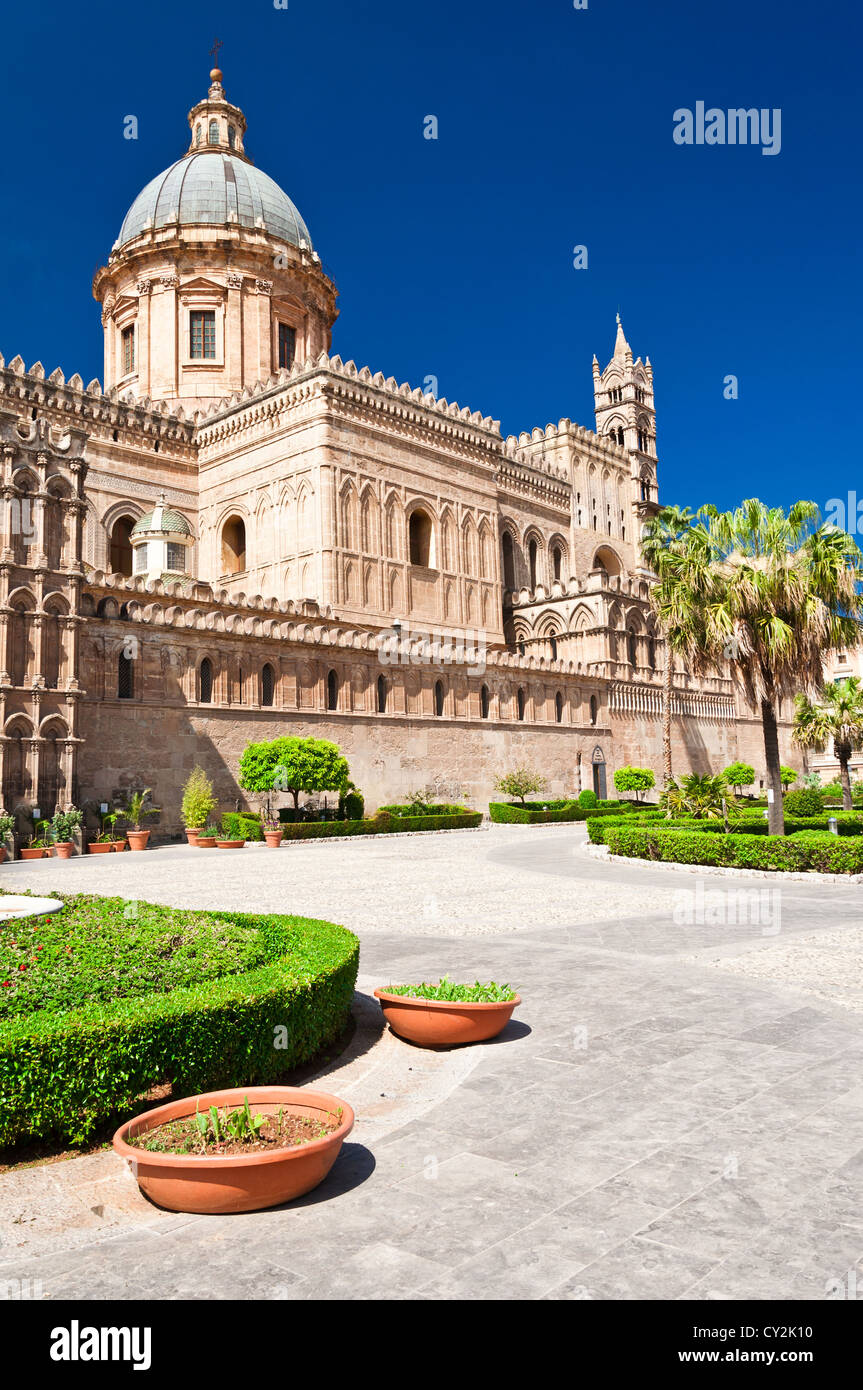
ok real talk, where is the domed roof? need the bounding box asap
[132,503,193,537]
[116,152,313,251]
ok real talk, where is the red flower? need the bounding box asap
[1,982,9,988]
[36,945,42,951]
[18,964,25,971]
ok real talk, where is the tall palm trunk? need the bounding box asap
[761,697,785,835]
[835,739,853,811]
[662,645,673,784]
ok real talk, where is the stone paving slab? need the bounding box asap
[1,825,862,1300]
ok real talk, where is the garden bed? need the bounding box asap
[489,799,645,825]
[0,892,359,1150]
[279,811,483,839]
[602,824,863,874]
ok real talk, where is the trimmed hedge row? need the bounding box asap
[489,800,647,825]
[587,812,863,845]
[0,906,359,1148]
[221,812,264,841]
[604,825,863,874]
[280,812,483,839]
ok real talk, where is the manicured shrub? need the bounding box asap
[603,825,863,874]
[377,802,470,818]
[181,766,217,829]
[220,812,264,842]
[281,812,482,839]
[723,761,755,794]
[784,788,824,817]
[342,790,365,820]
[0,901,359,1148]
[577,789,598,808]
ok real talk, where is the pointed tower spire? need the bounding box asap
[612,312,631,363]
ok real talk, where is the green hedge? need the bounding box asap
[589,813,863,845]
[489,800,646,825]
[604,825,863,875]
[0,905,359,1148]
[220,812,264,841]
[281,812,483,839]
[376,802,470,818]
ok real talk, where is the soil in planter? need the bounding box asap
[128,1103,341,1157]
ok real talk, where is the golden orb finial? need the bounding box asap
[210,67,223,83]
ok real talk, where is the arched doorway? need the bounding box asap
[591,746,607,800]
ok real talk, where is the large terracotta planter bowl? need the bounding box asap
[216,839,245,849]
[113,1086,354,1215]
[195,836,217,848]
[88,841,113,854]
[374,989,521,1046]
[20,848,47,861]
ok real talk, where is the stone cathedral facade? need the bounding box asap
[0,67,798,833]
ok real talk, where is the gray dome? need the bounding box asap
[116,153,313,250]
[132,507,192,537]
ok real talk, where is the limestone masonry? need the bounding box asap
[0,66,800,832]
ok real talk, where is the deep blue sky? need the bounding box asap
[0,0,858,516]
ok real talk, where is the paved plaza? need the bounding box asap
[1,824,862,1300]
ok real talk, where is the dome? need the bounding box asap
[132,505,192,537]
[116,152,313,251]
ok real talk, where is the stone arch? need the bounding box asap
[592,545,622,579]
[407,502,436,568]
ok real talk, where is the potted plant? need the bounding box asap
[181,766,217,846]
[374,977,521,1046]
[20,818,52,861]
[122,789,161,851]
[195,823,220,848]
[112,1086,354,1215]
[51,807,83,860]
[216,815,246,849]
[89,810,126,853]
[0,810,14,864]
[262,815,283,849]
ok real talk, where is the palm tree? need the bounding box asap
[648,499,863,835]
[792,677,863,810]
[641,505,694,788]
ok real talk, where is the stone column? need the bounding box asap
[27,738,41,811]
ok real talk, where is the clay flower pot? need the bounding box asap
[196,836,217,848]
[216,839,245,849]
[374,988,521,1046]
[264,831,283,848]
[112,840,126,852]
[89,842,113,854]
[0,846,6,864]
[127,830,150,851]
[185,828,202,846]
[54,842,74,860]
[20,848,47,861]
[113,1086,354,1215]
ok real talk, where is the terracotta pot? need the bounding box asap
[20,848,47,861]
[113,1086,354,1215]
[0,846,6,864]
[216,839,245,849]
[112,840,126,851]
[264,832,283,848]
[196,836,217,848]
[127,830,150,851]
[185,828,202,846]
[54,842,74,860]
[89,842,113,854]
[373,988,521,1046]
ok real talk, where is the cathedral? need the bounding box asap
[0,66,799,833]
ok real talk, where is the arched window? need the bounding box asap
[516,687,526,721]
[550,635,558,661]
[480,684,490,719]
[502,532,516,589]
[555,691,564,724]
[627,629,638,667]
[409,509,433,566]
[552,545,562,582]
[200,658,213,704]
[110,515,137,577]
[118,650,134,699]
[227,124,236,148]
[221,517,246,575]
[208,119,219,144]
[590,694,598,726]
[647,636,656,671]
[377,674,387,713]
[434,680,445,716]
[327,669,338,711]
[261,663,275,707]
[528,538,538,590]
[195,124,202,146]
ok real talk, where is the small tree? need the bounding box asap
[780,766,798,793]
[723,761,755,796]
[181,766,217,829]
[239,736,350,812]
[493,767,547,805]
[612,766,655,802]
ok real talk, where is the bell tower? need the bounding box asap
[592,315,657,502]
